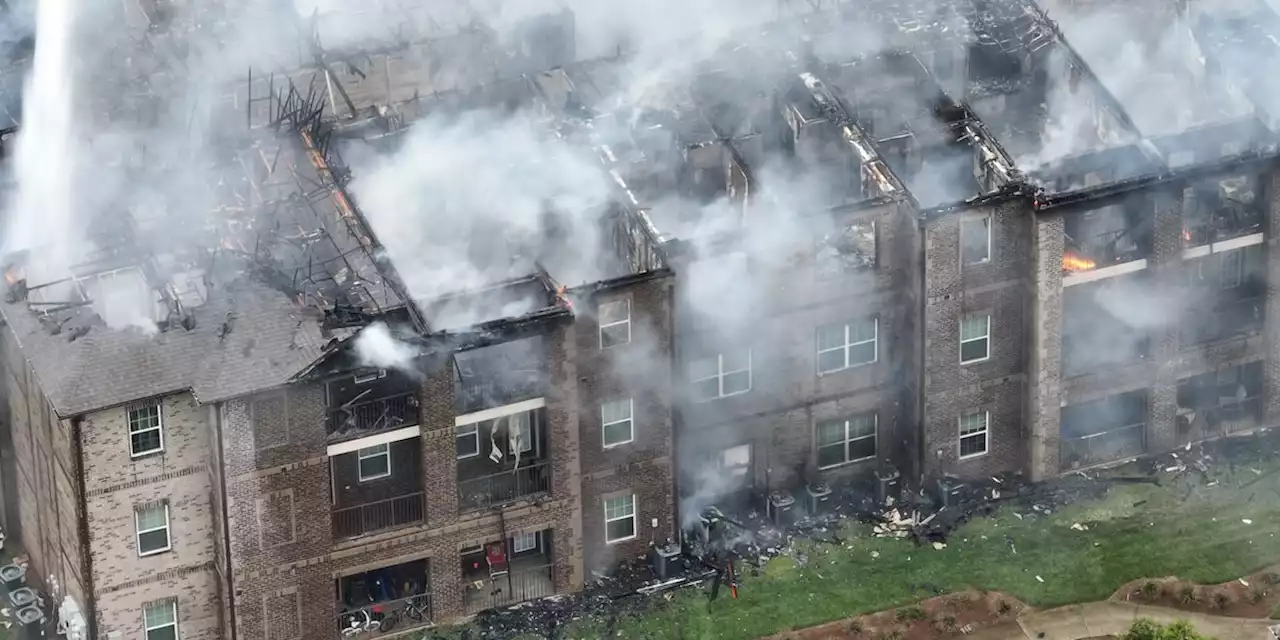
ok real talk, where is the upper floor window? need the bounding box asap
[815,413,877,468]
[961,214,992,265]
[128,401,164,458]
[816,318,878,374]
[143,598,179,640]
[604,494,637,543]
[959,313,991,364]
[601,398,634,448]
[135,501,171,556]
[456,424,480,459]
[599,299,631,348]
[959,409,990,459]
[357,444,391,482]
[689,351,752,402]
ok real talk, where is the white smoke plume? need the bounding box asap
[353,322,418,371]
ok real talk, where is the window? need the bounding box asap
[959,313,991,364]
[1220,250,1244,289]
[353,369,387,385]
[509,413,534,454]
[815,413,877,468]
[128,402,164,458]
[513,531,538,554]
[143,599,178,640]
[135,502,171,556]
[601,398,634,448]
[599,299,631,348]
[604,495,637,543]
[689,351,752,402]
[959,410,990,458]
[961,214,992,265]
[456,424,480,459]
[816,318,878,374]
[357,444,391,481]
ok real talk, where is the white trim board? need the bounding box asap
[1062,258,1148,288]
[1182,232,1264,260]
[455,397,546,427]
[326,425,421,457]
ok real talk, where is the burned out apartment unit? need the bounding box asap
[0,3,679,640]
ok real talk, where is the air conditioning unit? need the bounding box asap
[57,596,87,640]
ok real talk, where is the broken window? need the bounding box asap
[604,495,637,543]
[688,351,753,402]
[816,413,877,468]
[816,318,878,374]
[958,410,990,458]
[816,218,877,275]
[601,398,634,448]
[598,299,632,348]
[959,313,991,364]
[960,214,991,265]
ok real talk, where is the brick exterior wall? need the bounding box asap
[922,199,1029,480]
[674,201,913,518]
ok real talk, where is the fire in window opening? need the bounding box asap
[1181,174,1261,246]
[1062,198,1149,273]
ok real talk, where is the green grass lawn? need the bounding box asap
[440,446,1280,640]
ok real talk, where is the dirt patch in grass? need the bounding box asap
[761,591,1027,640]
[1112,566,1280,619]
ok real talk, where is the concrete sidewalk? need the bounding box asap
[964,601,1278,640]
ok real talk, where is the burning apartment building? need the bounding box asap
[1,0,1280,636]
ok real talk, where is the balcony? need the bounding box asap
[1176,362,1264,440]
[454,337,548,415]
[1063,200,1152,278]
[337,558,431,635]
[1180,295,1263,345]
[1060,390,1148,471]
[457,461,552,512]
[462,530,555,614]
[327,392,419,439]
[1182,174,1262,248]
[332,493,425,540]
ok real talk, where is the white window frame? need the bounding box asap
[143,599,178,640]
[959,313,991,364]
[513,531,539,554]
[816,318,879,374]
[356,443,392,482]
[456,423,480,460]
[815,413,878,469]
[135,502,172,557]
[604,494,637,544]
[508,413,534,454]
[128,402,165,458]
[598,299,632,348]
[961,214,992,265]
[959,410,991,460]
[1220,249,1245,289]
[601,398,634,448]
[689,351,753,402]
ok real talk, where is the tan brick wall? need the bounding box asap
[81,393,221,640]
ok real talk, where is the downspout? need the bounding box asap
[213,405,238,640]
[665,277,682,545]
[916,215,928,486]
[70,416,97,640]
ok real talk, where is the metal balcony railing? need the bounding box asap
[463,562,555,615]
[336,592,432,634]
[1060,422,1146,471]
[1182,208,1263,247]
[457,462,551,512]
[332,492,425,540]
[327,392,418,437]
[1201,396,1263,435]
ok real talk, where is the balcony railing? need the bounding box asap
[337,592,432,635]
[1062,333,1150,377]
[332,492,425,540]
[1060,422,1146,471]
[327,392,419,437]
[463,562,555,615]
[457,462,551,512]
[1183,210,1262,247]
[1065,227,1149,275]
[1200,397,1263,436]
[1181,296,1263,345]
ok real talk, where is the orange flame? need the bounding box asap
[1182,227,1192,243]
[3,265,22,286]
[1063,252,1096,273]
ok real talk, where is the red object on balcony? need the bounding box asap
[486,542,508,576]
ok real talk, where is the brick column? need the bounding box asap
[421,360,458,526]
[1263,169,1280,426]
[1028,213,1064,481]
[1147,191,1185,452]
[544,320,584,592]
[429,548,465,620]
